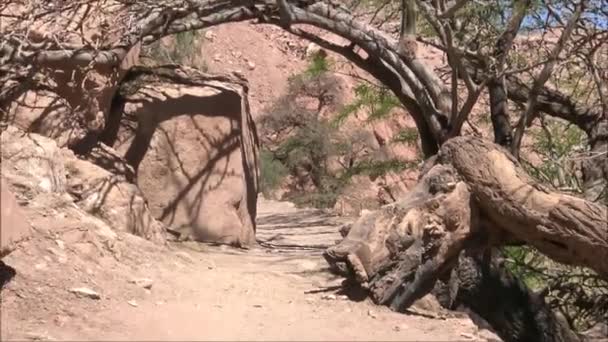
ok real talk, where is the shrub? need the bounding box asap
[259,149,288,197]
[144,31,208,71]
[260,53,414,209]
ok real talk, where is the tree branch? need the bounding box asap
[511,1,584,157]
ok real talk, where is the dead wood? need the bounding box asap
[440,137,608,278]
[324,136,606,338]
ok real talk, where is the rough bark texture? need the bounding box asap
[440,137,608,278]
[324,136,607,340]
[324,161,477,310]
[488,80,513,147]
[434,251,581,342]
[107,66,260,247]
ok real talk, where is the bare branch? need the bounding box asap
[511,1,585,157]
[437,0,470,19]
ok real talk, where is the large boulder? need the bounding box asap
[109,66,260,247]
[1,126,165,243]
[0,179,31,258]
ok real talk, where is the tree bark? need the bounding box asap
[324,136,606,340]
[488,80,513,146]
[434,251,582,342]
[441,137,608,277]
[324,137,607,312]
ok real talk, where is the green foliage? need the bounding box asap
[271,118,345,208]
[292,191,341,210]
[260,58,414,209]
[333,83,401,127]
[145,31,208,71]
[305,51,330,77]
[259,149,288,196]
[534,121,585,158]
[392,127,419,145]
[503,246,608,330]
[524,119,586,190]
[502,246,546,288]
[341,159,412,181]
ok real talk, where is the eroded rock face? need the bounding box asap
[110,67,259,247]
[0,1,140,147]
[0,179,32,258]
[1,126,165,243]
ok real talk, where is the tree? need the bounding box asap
[1,0,606,339]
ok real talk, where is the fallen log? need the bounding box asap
[323,136,607,341]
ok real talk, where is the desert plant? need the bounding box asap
[260,55,413,209]
[259,149,289,197]
[144,31,208,71]
[332,82,402,127]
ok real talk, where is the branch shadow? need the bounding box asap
[0,261,17,291]
[103,77,253,240]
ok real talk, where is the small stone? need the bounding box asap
[247,61,256,70]
[34,262,47,270]
[69,287,101,300]
[127,300,138,307]
[25,332,55,341]
[175,251,194,263]
[298,260,317,271]
[213,54,221,62]
[129,278,153,289]
[46,247,62,257]
[253,304,263,308]
[393,323,408,332]
[55,239,65,250]
[321,294,336,300]
[460,332,475,340]
[204,30,214,40]
[53,315,69,327]
[305,297,315,304]
[367,309,377,319]
[337,295,348,300]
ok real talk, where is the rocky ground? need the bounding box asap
[1,198,496,341]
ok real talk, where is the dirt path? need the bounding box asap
[1,199,487,341]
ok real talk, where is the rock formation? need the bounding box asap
[0,179,31,258]
[105,66,260,247]
[1,1,140,148]
[1,126,165,243]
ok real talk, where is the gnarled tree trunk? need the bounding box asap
[324,136,607,339]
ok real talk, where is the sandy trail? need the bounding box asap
[1,199,484,341]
